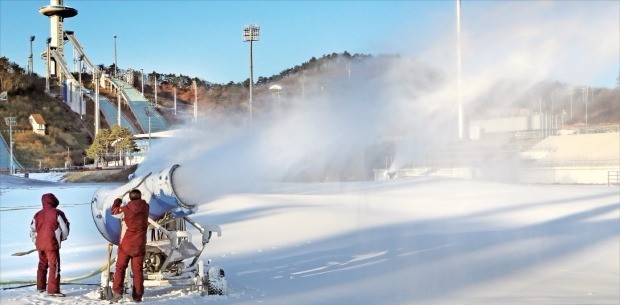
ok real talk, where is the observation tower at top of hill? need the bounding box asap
[39,0,77,74]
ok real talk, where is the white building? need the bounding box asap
[29,114,46,135]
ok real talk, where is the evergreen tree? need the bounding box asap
[86,127,136,166]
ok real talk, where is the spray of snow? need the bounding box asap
[134,1,618,202]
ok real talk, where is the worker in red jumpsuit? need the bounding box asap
[30,193,70,297]
[110,189,150,303]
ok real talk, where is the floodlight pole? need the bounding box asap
[29,36,35,75]
[4,116,16,175]
[154,74,158,106]
[243,24,260,122]
[582,86,588,125]
[249,40,254,120]
[114,35,118,77]
[173,87,177,116]
[141,68,144,95]
[94,70,100,135]
[456,0,464,140]
[568,88,573,118]
[585,86,589,125]
[45,38,51,94]
[193,80,197,123]
[117,90,121,127]
[144,106,153,151]
[78,55,84,118]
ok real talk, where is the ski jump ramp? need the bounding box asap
[85,92,139,134]
[0,133,24,172]
[109,78,168,133]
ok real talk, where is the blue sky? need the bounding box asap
[1,1,618,87]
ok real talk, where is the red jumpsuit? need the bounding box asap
[30,193,70,294]
[111,198,149,301]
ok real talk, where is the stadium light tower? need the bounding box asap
[28,36,35,75]
[144,106,154,151]
[243,24,260,121]
[582,86,589,125]
[45,38,51,93]
[456,0,464,139]
[193,80,198,123]
[173,87,177,116]
[154,73,158,106]
[78,54,84,118]
[141,68,144,95]
[114,35,118,77]
[568,87,573,118]
[4,116,17,175]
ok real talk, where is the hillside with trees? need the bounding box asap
[0,57,91,169]
[1,52,619,173]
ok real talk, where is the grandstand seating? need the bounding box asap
[520,132,619,165]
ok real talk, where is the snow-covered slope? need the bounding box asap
[1,176,618,304]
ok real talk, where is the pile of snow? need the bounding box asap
[1,177,618,304]
[26,172,67,182]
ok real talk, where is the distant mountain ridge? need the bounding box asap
[1,53,618,171]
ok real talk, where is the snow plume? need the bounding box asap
[388,1,619,172]
[443,1,618,109]
[135,1,619,201]
[134,55,454,202]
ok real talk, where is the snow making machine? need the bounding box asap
[91,164,226,299]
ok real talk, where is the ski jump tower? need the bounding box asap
[39,0,87,118]
[39,0,76,80]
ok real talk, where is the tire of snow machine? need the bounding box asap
[203,266,227,295]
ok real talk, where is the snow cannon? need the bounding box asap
[91,164,227,298]
[91,164,195,244]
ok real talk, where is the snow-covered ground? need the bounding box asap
[1,174,618,305]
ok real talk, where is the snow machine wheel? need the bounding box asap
[203,266,227,295]
[145,252,164,273]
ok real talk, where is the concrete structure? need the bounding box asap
[377,130,619,185]
[29,114,46,135]
[39,0,77,78]
[469,114,543,140]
